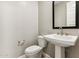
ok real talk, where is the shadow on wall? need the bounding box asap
[44,43,55,58]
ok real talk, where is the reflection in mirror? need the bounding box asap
[54,1,76,27]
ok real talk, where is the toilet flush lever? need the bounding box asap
[17,40,25,46]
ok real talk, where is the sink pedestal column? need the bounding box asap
[55,45,65,58]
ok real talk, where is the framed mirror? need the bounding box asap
[53,1,79,29]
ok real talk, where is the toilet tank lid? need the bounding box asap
[25,45,42,54]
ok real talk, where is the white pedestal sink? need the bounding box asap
[42,34,78,58]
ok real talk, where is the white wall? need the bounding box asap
[38,1,79,58]
[0,1,38,58]
[38,1,53,35]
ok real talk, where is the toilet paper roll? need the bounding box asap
[17,40,25,46]
[20,40,25,46]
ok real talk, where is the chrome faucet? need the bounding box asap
[59,27,63,35]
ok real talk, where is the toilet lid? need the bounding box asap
[25,45,42,54]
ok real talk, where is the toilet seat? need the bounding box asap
[25,45,42,54]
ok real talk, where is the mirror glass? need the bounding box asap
[54,1,76,27]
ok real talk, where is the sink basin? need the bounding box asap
[44,34,78,47]
[42,34,78,58]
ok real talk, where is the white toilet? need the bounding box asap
[25,36,47,58]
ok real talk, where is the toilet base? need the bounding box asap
[26,51,42,58]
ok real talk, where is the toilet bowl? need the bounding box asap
[25,36,47,58]
[25,45,42,58]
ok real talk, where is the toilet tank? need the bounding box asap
[38,36,47,48]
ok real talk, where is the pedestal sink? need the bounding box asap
[43,34,78,58]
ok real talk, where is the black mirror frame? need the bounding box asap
[52,1,79,29]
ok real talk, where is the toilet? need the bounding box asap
[25,36,47,58]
